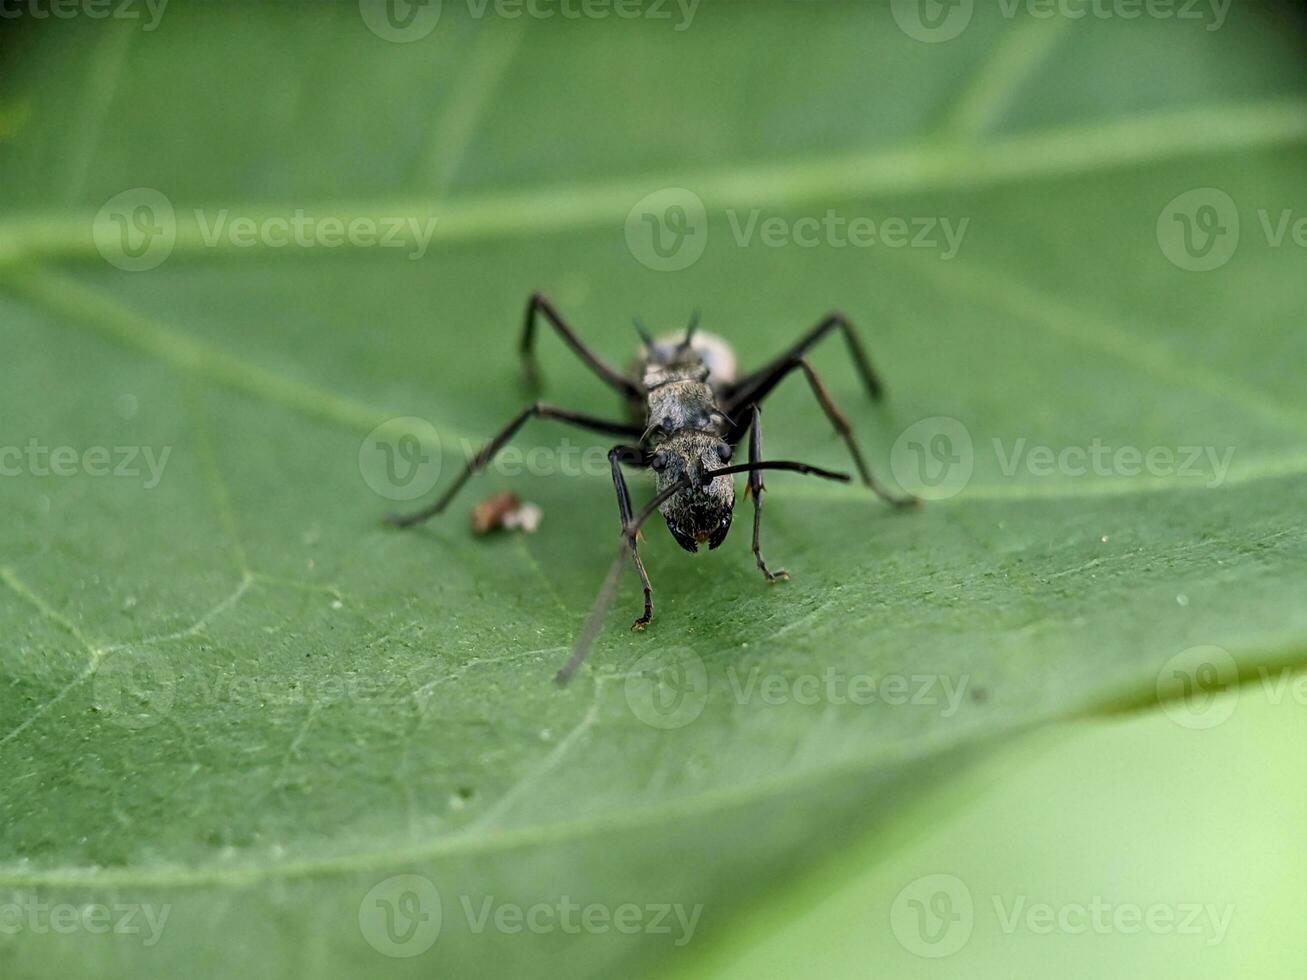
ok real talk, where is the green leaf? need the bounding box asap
[1,5,1305,978]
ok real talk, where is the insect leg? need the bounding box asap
[727,358,918,509]
[746,404,789,582]
[608,445,655,629]
[726,311,885,405]
[520,292,641,399]
[385,404,641,528]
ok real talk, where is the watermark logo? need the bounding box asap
[890,873,974,958]
[359,0,442,41]
[891,417,975,501]
[93,188,176,272]
[91,651,177,730]
[359,874,443,957]
[625,187,708,272]
[624,649,709,729]
[1157,188,1240,272]
[359,418,443,501]
[1156,645,1238,730]
[1160,189,1307,271]
[891,0,975,42]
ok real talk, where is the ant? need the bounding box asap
[387,293,919,684]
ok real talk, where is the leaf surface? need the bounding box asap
[1,5,1305,978]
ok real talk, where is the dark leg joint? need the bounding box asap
[608,443,656,629]
[519,292,640,399]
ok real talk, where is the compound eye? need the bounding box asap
[651,451,670,472]
[717,443,732,463]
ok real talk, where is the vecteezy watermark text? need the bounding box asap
[92,653,473,731]
[993,438,1235,487]
[997,0,1230,29]
[889,418,1238,501]
[0,0,168,30]
[622,649,973,730]
[991,895,1233,944]
[357,874,702,958]
[0,893,171,947]
[725,667,970,713]
[891,0,1231,44]
[193,210,438,259]
[623,188,970,271]
[357,0,699,42]
[460,895,702,944]
[463,0,698,28]
[724,210,969,259]
[890,873,1234,959]
[0,441,171,489]
[92,189,441,271]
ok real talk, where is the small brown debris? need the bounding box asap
[471,491,543,535]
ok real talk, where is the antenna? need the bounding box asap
[632,317,655,352]
[679,310,700,350]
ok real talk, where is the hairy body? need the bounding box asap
[628,331,739,553]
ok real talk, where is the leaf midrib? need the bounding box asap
[1,97,1304,263]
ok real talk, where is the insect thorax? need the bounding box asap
[644,378,728,437]
[631,331,738,428]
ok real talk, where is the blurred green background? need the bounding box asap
[1,1,1306,978]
